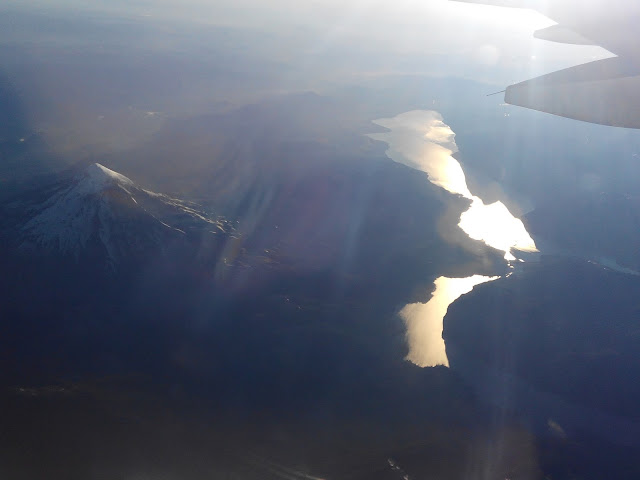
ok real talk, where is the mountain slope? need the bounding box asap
[11,163,231,268]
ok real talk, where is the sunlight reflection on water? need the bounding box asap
[368,110,537,367]
[368,110,537,260]
[402,275,497,367]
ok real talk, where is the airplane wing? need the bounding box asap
[452,0,640,128]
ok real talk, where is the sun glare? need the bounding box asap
[444,1,553,31]
[459,197,538,260]
[403,275,498,367]
[369,110,538,261]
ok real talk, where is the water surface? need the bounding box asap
[369,110,537,261]
[369,110,536,367]
[401,275,497,367]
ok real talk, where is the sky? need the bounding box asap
[3,0,611,85]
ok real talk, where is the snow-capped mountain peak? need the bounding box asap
[19,163,229,267]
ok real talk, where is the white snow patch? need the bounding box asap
[83,163,134,192]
